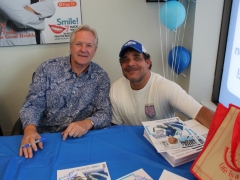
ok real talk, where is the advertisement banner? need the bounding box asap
[0,0,82,47]
[43,0,82,44]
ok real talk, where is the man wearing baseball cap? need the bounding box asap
[110,40,213,128]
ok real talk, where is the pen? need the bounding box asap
[21,137,47,148]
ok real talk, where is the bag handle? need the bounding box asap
[231,107,240,171]
[204,103,229,148]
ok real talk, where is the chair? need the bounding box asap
[11,72,35,135]
[0,125,3,136]
[11,118,23,135]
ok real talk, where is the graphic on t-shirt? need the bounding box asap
[145,104,156,119]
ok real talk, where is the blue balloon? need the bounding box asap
[168,46,191,75]
[160,1,186,30]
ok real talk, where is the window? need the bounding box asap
[212,0,240,107]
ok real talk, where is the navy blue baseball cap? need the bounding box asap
[119,40,147,57]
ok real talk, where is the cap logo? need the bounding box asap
[124,41,136,46]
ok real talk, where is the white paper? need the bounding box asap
[57,162,111,180]
[117,168,152,180]
[43,0,82,44]
[143,118,208,167]
[159,169,188,180]
[142,118,208,153]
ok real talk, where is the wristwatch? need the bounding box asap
[90,120,94,129]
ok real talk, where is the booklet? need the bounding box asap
[142,118,208,167]
[159,169,188,180]
[117,168,152,180]
[57,162,111,180]
[143,131,200,167]
[142,117,207,153]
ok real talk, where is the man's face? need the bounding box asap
[120,50,151,84]
[70,31,97,68]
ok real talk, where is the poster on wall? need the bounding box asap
[0,0,82,47]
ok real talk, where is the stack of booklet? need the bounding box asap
[142,117,208,167]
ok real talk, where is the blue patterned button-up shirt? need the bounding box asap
[20,56,112,133]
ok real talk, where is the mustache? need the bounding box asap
[124,67,139,71]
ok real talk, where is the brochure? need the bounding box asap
[142,117,207,152]
[57,162,111,180]
[159,169,188,180]
[142,118,208,167]
[117,168,152,180]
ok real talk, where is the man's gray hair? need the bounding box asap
[70,24,98,48]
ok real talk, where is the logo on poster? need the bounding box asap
[49,17,79,35]
[49,25,66,34]
[57,18,79,25]
[0,23,34,39]
[218,146,240,179]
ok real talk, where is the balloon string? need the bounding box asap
[165,3,169,79]
[170,34,175,81]
[158,0,165,78]
[171,2,182,82]
[176,0,190,80]
[175,1,185,81]
[160,0,194,81]
[175,0,186,80]
[173,0,190,81]
[181,73,186,77]
[180,0,190,49]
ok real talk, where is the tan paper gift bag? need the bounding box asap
[191,103,240,180]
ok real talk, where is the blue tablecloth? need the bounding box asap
[0,125,197,180]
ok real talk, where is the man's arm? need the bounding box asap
[62,119,93,140]
[29,0,56,19]
[19,66,48,158]
[20,66,47,130]
[19,124,43,159]
[62,71,112,139]
[195,106,214,129]
[88,72,112,129]
[24,6,40,15]
[109,82,124,125]
[0,0,53,30]
[166,81,214,129]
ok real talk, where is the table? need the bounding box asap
[0,125,197,180]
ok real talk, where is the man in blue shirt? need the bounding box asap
[19,24,112,158]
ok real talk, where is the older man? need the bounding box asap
[110,40,213,128]
[19,25,112,158]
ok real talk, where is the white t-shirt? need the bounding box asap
[110,72,202,125]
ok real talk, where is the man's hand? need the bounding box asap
[19,124,42,158]
[195,106,214,129]
[24,6,40,15]
[62,119,93,140]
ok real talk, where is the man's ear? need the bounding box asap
[146,59,151,68]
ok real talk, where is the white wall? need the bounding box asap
[189,0,224,111]
[0,0,223,134]
[0,44,70,134]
